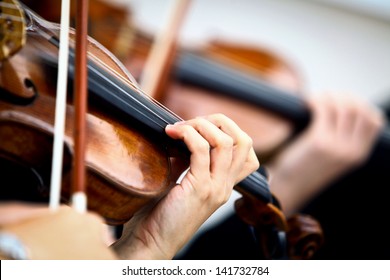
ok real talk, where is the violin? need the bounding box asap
[20,0,390,162]
[127,22,390,260]
[0,0,272,226]
[29,0,390,260]
[19,0,299,161]
[0,0,326,260]
[0,1,178,224]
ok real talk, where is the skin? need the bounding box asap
[111,114,259,259]
[2,94,381,259]
[0,114,259,260]
[0,204,116,260]
[267,93,384,216]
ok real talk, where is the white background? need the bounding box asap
[3,260,390,280]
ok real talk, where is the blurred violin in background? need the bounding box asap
[23,0,390,161]
[21,0,302,162]
[7,0,326,260]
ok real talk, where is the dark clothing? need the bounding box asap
[179,150,390,260]
[177,213,262,260]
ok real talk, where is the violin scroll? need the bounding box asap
[286,214,324,260]
[0,0,26,60]
[235,185,324,259]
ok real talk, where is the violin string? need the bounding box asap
[86,50,183,124]
[55,14,184,125]
[29,34,273,202]
[24,3,183,130]
[90,57,273,201]
[17,1,278,205]
[107,56,273,201]
[32,33,177,149]
[140,84,184,121]
[28,16,175,133]
[123,38,187,123]
[88,61,179,128]
[89,47,183,123]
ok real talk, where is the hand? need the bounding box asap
[0,203,117,259]
[111,114,259,259]
[268,93,384,216]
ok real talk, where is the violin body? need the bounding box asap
[0,6,180,224]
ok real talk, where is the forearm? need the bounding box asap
[266,147,349,216]
[111,236,170,260]
[268,162,330,217]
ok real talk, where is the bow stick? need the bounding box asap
[72,0,89,212]
[139,0,191,100]
[49,0,89,212]
[49,0,71,210]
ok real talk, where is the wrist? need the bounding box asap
[111,235,173,260]
[268,160,319,215]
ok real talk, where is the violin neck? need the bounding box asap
[175,51,310,132]
[47,36,179,131]
[175,51,390,165]
[74,50,273,202]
